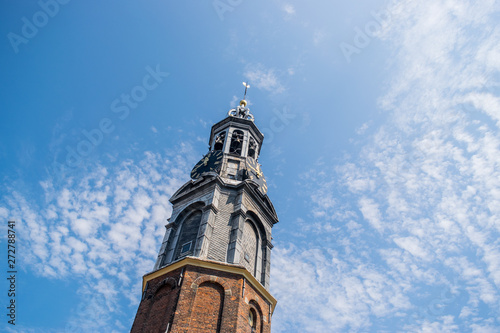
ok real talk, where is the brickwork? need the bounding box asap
[131,271,180,333]
[235,275,271,333]
[131,262,272,333]
[188,282,224,332]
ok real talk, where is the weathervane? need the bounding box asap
[227,81,254,121]
[242,81,250,100]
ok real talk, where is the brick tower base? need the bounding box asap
[131,257,277,333]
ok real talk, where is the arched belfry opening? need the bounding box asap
[248,136,257,159]
[229,130,244,155]
[214,131,226,151]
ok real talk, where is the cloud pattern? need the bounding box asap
[272,1,500,332]
[1,151,192,331]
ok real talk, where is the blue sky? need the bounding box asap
[1,0,500,332]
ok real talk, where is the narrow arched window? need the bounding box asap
[248,308,257,331]
[229,130,244,155]
[214,131,226,151]
[248,137,257,159]
[248,301,263,333]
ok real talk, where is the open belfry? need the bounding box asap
[131,85,279,333]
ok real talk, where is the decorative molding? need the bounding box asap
[230,208,247,220]
[190,274,232,296]
[202,203,219,214]
[151,277,177,295]
[142,256,277,314]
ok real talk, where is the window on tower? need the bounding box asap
[229,130,244,155]
[174,211,202,260]
[214,131,226,151]
[248,308,257,330]
[248,136,257,159]
[180,241,192,254]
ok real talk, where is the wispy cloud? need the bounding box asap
[282,4,296,19]
[244,64,285,94]
[272,0,500,331]
[313,29,326,46]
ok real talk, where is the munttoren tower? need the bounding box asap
[131,86,278,333]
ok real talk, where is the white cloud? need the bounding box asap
[244,64,285,94]
[273,0,500,331]
[272,245,412,332]
[283,4,295,18]
[393,236,429,260]
[358,197,383,233]
[1,151,189,331]
[313,29,326,45]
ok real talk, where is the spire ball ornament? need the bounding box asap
[227,81,254,121]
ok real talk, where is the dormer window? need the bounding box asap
[229,130,244,155]
[248,137,257,159]
[214,131,226,151]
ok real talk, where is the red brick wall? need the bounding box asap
[131,263,273,333]
[130,271,181,333]
[235,280,270,333]
[189,282,224,332]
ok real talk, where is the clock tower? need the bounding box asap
[131,94,278,333]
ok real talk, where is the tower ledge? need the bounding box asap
[142,256,278,313]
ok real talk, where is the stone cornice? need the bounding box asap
[230,208,247,220]
[142,257,278,314]
[202,203,219,214]
[169,175,218,205]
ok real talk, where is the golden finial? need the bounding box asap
[227,82,254,121]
